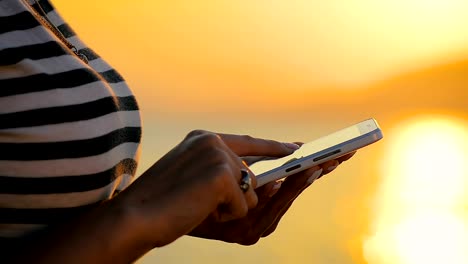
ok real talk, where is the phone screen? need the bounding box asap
[250,125,363,176]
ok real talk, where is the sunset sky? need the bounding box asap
[51,1,467,263]
[53,0,468,113]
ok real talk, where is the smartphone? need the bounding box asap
[250,118,383,188]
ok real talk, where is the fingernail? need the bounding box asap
[306,168,323,185]
[283,142,300,150]
[268,181,282,197]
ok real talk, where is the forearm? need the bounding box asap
[7,196,151,264]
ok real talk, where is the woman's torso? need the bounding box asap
[0,0,142,244]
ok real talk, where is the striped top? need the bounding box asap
[0,0,142,245]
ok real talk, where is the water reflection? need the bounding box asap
[364,116,468,264]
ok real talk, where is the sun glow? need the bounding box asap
[363,116,468,264]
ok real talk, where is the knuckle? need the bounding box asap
[195,132,223,147]
[237,222,264,245]
[262,225,277,237]
[182,131,223,155]
[240,234,261,246]
[186,129,208,139]
[241,134,255,142]
[185,132,225,155]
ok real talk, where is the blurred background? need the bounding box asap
[53,0,467,263]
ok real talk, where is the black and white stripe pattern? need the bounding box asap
[0,0,142,241]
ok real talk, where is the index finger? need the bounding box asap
[218,134,299,158]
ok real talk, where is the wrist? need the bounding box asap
[104,193,155,261]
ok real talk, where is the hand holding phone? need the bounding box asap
[250,118,383,187]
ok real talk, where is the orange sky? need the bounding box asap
[53,0,468,114]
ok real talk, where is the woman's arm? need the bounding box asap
[9,195,149,264]
[7,130,298,264]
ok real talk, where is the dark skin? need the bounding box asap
[190,147,354,245]
[10,130,354,264]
